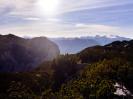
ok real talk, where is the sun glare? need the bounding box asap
[37,0,60,17]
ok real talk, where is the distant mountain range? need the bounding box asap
[0,34,60,72]
[50,35,130,54]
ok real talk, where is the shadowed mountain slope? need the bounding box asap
[0,34,60,72]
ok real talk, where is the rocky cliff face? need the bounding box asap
[0,34,60,72]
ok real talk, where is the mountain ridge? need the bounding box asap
[0,34,60,72]
[50,35,130,54]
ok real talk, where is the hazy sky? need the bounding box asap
[0,0,133,38]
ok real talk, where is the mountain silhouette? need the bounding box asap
[0,34,60,72]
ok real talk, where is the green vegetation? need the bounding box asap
[0,40,133,99]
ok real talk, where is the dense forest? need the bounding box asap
[0,39,133,99]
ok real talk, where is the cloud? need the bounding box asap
[1,0,132,18]
[74,23,132,38]
[0,22,132,38]
[24,17,40,21]
[75,23,119,33]
[0,0,36,18]
[0,0,133,37]
[47,18,61,22]
[75,24,118,31]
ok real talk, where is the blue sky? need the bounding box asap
[0,0,133,38]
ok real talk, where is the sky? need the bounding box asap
[0,0,133,38]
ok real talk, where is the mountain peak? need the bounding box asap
[0,34,60,72]
[4,34,20,38]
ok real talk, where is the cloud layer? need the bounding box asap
[0,0,133,38]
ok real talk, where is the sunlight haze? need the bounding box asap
[0,0,133,38]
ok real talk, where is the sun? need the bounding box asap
[37,0,59,17]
